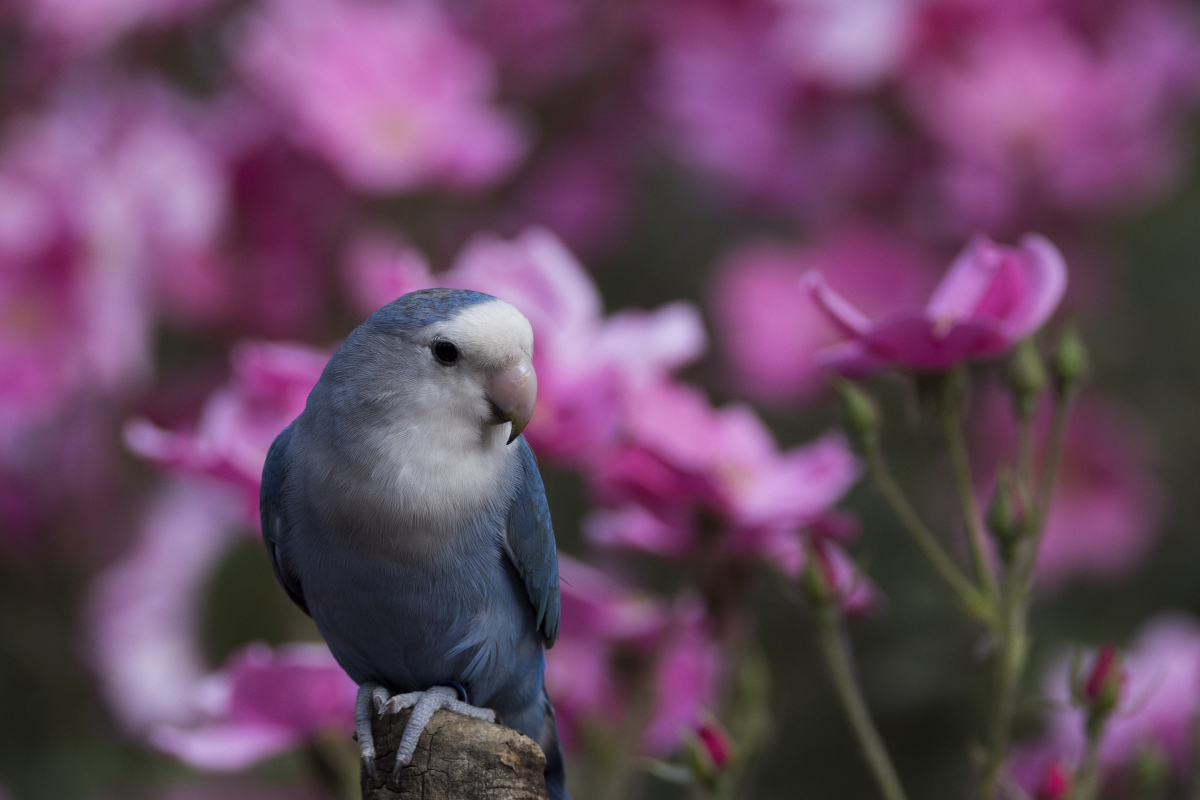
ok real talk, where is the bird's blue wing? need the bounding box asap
[506,437,560,646]
[260,423,309,617]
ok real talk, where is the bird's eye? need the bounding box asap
[432,341,459,365]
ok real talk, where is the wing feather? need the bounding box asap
[260,424,310,617]
[505,438,561,646]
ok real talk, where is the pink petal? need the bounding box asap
[862,315,1010,371]
[151,721,302,771]
[814,339,887,377]
[583,504,694,559]
[591,302,707,386]
[802,270,874,337]
[924,233,1004,323]
[342,233,434,318]
[449,227,602,338]
[731,433,860,528]
[995,234,1068,340]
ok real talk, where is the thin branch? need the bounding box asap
[864,445,994,625]
[813,598,909,800]
[941,372,1000,603]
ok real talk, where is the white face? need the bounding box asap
[400,298,534,432]
[425,298,534,373]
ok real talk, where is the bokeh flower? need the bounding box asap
[124,342,328,524]
[807,233,1067,375]
[648,0,904,214]
[0,81,226,437]
[151,643,357,771]
[584,379,861,577]
[1012,614,1200,787]
[546,555,667,751]
[88,480,245,733]
[236,0,526,193]
[905,0,1200,227]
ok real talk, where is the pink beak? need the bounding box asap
[487,359,537,444]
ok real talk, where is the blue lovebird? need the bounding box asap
[260,288,569,797]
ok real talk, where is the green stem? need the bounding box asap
[1071,729,1102,800]
[982,389,1074,797]
[1015,413,1035,497]
[942,371,1000,603]
[864,445,994,624]
[1028,391,1072,569]
[980,563,1028,798]
[814,598,909,800]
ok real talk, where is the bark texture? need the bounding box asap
[361,708,549,800]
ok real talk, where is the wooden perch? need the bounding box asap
[361,707,549,800]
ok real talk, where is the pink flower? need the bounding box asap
[20,0,222,51]
[548,559,727,757]
[640,597,724,756]
[973,390,1165,590]
[585,380,860,573]
[124,341,328,523]
[1011,614,1200,787]
[546,555,668,751]
[906,0,1200,226]
[709,227,937,404]
[768,0,913,90]
[237,0,526,193]
[0,82,227,438]
[152,643,357,771]
[342,233,433,321]
[342,227,707,463]
[648,0,908,213]
[806,531,881,617]
[806,232,1067,374]
[88,480,245,732]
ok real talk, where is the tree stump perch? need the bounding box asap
[361,708,549,800]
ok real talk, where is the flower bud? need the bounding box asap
[835,380,878,453]
[1073,643,1125,734]
[695,721,733,771]
[1084,644,1123,708]
[986,470,1023,564]
[682,718,735,783]
[1051,325,1088,396]
[1007,338,1047,419]
[1034,761,1072,800]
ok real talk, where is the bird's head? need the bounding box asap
[343,288,537,445]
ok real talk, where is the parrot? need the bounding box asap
[259,288,569,798]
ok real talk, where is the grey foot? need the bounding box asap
[373,685,496,786]
[355,682,387,781]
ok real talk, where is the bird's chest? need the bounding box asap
[297,507,532,693]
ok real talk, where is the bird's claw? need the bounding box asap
[355,682,389,780]
[374,685,496,787]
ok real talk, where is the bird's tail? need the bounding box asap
[537,685,570,800]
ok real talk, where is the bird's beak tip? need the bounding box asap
[488,359,537,446]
